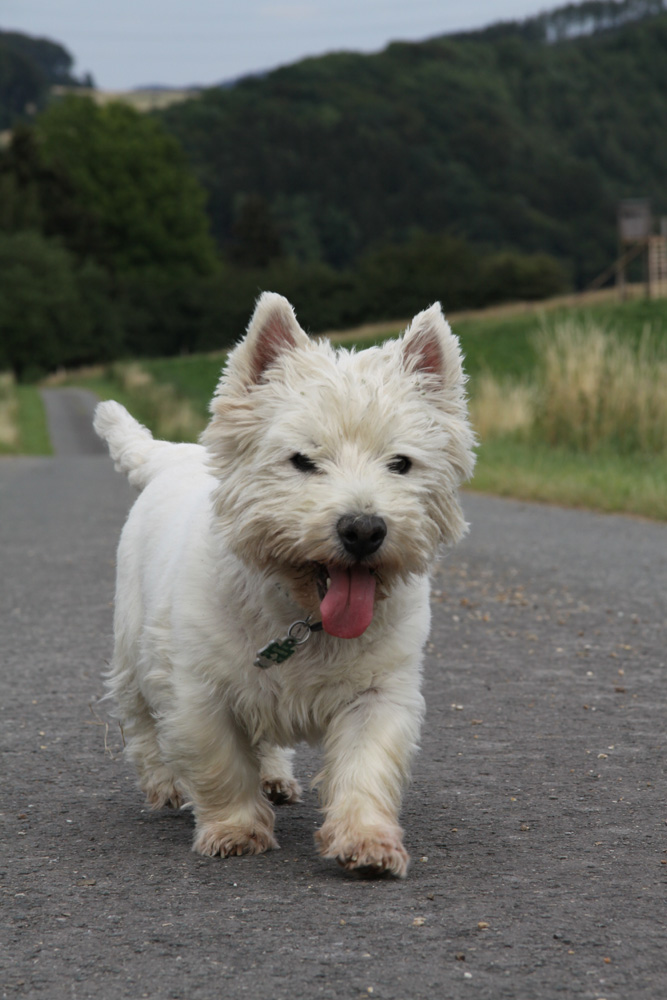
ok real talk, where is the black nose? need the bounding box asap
[337,514,387,560]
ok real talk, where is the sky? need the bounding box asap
[2,0,555,91]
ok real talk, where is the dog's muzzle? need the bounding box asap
[336,514,387,560]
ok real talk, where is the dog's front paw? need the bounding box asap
[193,820,278,858]
[315,821,409,878]
[261,776,302,805]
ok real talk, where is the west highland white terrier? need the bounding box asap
[94,292,475,877]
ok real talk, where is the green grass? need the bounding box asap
[333,297,667,379]
[469,438,667,521]
[2,386,53,455]
[141,354,225,419]
[342,310,549,377]
[455,298,667,380]
[53,366,207,441]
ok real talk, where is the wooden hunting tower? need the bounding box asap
[616,199,667,299]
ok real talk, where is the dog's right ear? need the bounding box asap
[226,292,310,388]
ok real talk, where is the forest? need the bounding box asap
[0,0,666,376]
[158,0,667,284]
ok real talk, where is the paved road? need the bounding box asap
[40,390,107,456]
[1,443,666,997]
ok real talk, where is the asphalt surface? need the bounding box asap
[1,397,666,999]
[39,390,107,457]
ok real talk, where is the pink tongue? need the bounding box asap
[320,565,376,639]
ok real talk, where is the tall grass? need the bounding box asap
[110,363,207,441]
[0,373,19,450]
[535,320,667,454]
[468,374,535,442]
[471,318,667,455]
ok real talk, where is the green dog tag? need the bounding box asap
[254,618,321,669]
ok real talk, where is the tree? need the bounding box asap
[0,30,88,128]
[229,194,282,267]
[0,42,43,129]
[0,231,121,379]
[0,31,84,87]
[0,124,85,235]
[33,96,218,276]
[0,99,225,366]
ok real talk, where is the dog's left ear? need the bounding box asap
[400,303,464,393]
[230,292,310,388]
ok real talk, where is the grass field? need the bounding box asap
[0,379,52,456]
[6,293,667,520]
[16,386,53,455]
[340,294,667,377]
[471,439,666,521]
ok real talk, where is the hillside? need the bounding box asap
[2,0,667,377]
[158,0,667,286]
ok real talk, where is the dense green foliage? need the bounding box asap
[34,97,218,275]
[0,31,88,129]
[0,98,567,376]
[0,230,121,379]
[0,98,221,375]
[2,2,666,377]
[0,230,121,378]
[159,0,667,284]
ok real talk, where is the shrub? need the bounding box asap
[0,230,120,379]
[477,252,569,305]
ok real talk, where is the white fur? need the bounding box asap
[94,292,475,877]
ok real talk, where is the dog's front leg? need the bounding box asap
[315,685,424,878]
[166,688,277,858]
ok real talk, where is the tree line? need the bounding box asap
[158,0,667,283]
[0,95,565,379]
[4,0,666,377]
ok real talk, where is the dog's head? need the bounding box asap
[203,293,476,638]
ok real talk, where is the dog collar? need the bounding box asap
[254,616,323,669]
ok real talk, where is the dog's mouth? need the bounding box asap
[316,564,377,640]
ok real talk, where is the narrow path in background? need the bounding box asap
[40,387,106,456]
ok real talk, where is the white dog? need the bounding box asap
[94,293,475,877]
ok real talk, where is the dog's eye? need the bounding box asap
[291,452,318,473]
[388,455,412,475]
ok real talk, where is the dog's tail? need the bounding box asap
[93,400,171,491]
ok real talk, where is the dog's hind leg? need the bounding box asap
[129,709,185,811]
[107,661,185,810]
[259,744,302,805]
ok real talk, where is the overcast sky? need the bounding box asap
[2,0,555,91]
